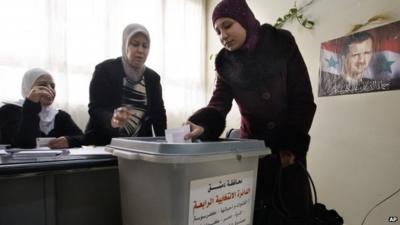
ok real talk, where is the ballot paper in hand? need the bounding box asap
[165,125,191,143]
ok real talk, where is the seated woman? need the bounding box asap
[84,23,167,146]
[0,68,83,149]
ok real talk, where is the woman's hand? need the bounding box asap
[111,107,131,128]
[184,121,204,141]
[27,86,55,104]
[48,137,69,149]
[279,150,296,168]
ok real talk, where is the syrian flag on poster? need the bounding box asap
[319,41,341,76]
[370,39,400,80]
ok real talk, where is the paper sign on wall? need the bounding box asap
[188,170,254,225]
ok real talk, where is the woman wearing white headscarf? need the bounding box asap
[0,68,83,148]
[85,23,167,145]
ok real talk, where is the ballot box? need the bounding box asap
[105,137,270,225]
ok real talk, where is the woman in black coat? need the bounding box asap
[85,23,167,146]
[185,0,316,224]
[0,68,83,148]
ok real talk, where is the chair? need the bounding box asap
[225,128,240,139]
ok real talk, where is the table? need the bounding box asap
[0,147,122,225]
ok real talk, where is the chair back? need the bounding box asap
[225,128,240,138]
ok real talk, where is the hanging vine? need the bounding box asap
[274,0,315,29]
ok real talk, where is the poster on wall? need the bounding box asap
[318,20,400,97]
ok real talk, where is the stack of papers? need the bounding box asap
[1,146,111,159]
[6,147,68,160]
[0,144,10,150]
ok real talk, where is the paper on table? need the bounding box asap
[0,144,10,150]
[69,146,111,155]
[165,125,191,143]
[5,147,63,152]
[12,150,64,159]
[36,137,56,148]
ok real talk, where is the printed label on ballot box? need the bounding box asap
[188,170,254,225]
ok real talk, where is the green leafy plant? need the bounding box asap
[274,0,315,29]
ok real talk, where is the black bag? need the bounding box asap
[312,203,343,225]
[275,162,344,225]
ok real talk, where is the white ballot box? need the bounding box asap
[105,137,270,225]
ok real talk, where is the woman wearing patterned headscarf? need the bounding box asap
[85,23,166,145]
[185,0,316,224]
[0,68,83,148]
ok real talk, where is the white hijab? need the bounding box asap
[21,68,59,135]
[121,23,150,82]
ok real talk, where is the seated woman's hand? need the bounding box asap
[111,107,130,128]
[184,121,204,141]
[27,86,55,104]
[48,136,69,149]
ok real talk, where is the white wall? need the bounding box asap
[206,1,400,225]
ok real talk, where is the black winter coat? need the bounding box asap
[0,99,83,148]
[85,57,167,146]
[190,24,316,158]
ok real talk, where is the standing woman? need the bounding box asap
[185,0,316,224]
[85,23,167,145]
[0,68,83,148]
